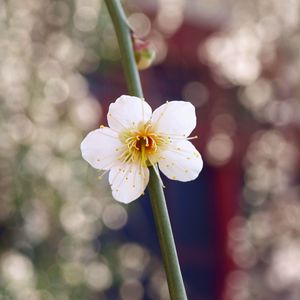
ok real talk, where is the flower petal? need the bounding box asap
[109,163,149,204]
[107,95,152,132]
[80,127,123,170]
[158,140,203,181]
[151,101,196,136]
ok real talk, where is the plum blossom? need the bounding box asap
[81,95,203,203]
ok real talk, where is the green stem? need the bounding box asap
[148,167,188,300]
[105,1,187,299]
[105,0,143,98]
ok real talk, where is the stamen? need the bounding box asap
[97,169,109,180]
[144,122,152,131]
[158,133,198,140]
[187,135,198,140]
[120,122,169,166]
[141,144,147,167]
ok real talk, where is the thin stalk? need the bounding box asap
[148,167,188,300]
[105,0,143,98]
[104,1,187,299]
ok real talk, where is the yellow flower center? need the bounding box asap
[119,122,168,167]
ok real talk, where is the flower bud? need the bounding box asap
[131,32,155,70]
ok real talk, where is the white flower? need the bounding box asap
[80,95,203,203]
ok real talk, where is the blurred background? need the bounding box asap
[0,0,300,299]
